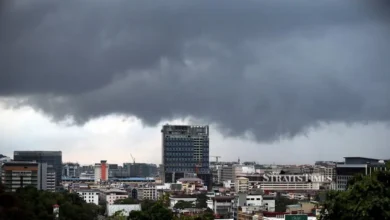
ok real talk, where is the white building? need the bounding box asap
[106,204,141,217]
[262,195,276,212]
[170,196,197,209]
[100,189,129,205]
[77,190,100,205]
[258,182,321,191]
[233,165,255,182]
[245,194,263,206]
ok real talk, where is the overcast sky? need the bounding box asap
[0,0,389,165]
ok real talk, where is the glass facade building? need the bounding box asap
[161,125,211,188]
[14,151,62,186]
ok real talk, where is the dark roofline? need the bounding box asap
[14,151,62,156]
[212,196,234,201]
[2,161,39,166]
[344,157,380,161]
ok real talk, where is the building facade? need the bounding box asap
[161,125,211,188]
[1,161,39,192]
[39,163,56,191]
[1,161,56,192]
[235,177,249,193]
[136,186,158,200]
[14,151,62,186]
[62,163,80,178]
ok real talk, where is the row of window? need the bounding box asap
[166,158,209,162]
[165,142,208,146]
[165,147,209,151]
[166,168,209,172]
[165,153,209,157]
[165,163,209,167]
[165,147,194,151]
[164,137,208,141]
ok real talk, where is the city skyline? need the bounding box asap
[1,106,389,165]
[1,1,390,165]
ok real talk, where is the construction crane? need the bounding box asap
[210,156,221,163]
[130,154,135,164]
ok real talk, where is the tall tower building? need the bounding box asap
[161,125,211,188]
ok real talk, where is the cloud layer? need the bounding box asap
[1,0,389,142]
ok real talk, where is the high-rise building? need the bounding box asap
[1,161,39,192]
[13,151,62,186]
[94,160,109,183]
[161,125,211,188]
[1,161,55,192]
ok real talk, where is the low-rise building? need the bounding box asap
[237,207,264,220]
[100,189,129,205]
[235,177,249,193]
[170,195,197,209]
[77,190,100,205]
[177,177,205,192]
[137,185,158,200]
[245,194,263,206]
[207,196,234,218]
[286,202,318,214]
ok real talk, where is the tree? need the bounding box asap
[129,200,173,220]
[320,169,390,220]
[195,193,208,208]
[158,192,170,207]
[173,200,194,209]
[275,197,298,212]
[0,185,100,220]
[109,210,127,220]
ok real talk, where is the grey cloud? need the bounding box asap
[1,0,390,142]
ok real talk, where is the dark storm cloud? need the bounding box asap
[1,0,390,141]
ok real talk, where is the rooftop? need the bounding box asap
[14,151,62,156]
[2,161,38,165]
[177,178,203,182]
[344,157,381,160]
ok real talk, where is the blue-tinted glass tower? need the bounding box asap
[161,125,211,188]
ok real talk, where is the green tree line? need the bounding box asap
[320,162,390,220]
[0,184,101,220]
